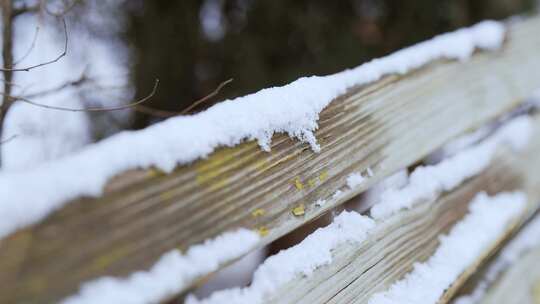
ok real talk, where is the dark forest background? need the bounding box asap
[75,0,535,130]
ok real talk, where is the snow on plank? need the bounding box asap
[453,214,540,304]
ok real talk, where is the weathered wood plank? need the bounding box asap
[1,16,540,304]
[450,212,540,304]
[263,115,540,304]
[476,244,540,304]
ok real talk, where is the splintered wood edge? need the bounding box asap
[0,16,540,304]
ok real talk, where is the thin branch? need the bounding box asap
[0,18,67,72]
[13,26,40,65]
[7,79,159,112]
[134,105,182,118]
[23,70,88,99]
[135,78,234,118]
[181,78,233,114]
[0,134,17,145]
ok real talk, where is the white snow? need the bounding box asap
[186,211,376,304]
[2,101,91,171]
[346,172,366,188]
[61,229,259,304]
[192,247,268,298]
[368,191,527,304]
[341,169,377,212]
[332,170,371,203]
[425,126,492,165]
[454,214,540,304]
[353,169,409,214]
[370,116,532,220]
[0,21,505,239]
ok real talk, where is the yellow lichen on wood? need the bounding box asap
[252,209,266,217]
[533,278,540,304]
[252,158,270,172]
[148,167,166,177]
[90,246,130,272]
[159,190,175,201]
[195,147,237,190]
[257,227,269,237]
[319,170,328,182]
[294,177,304,190]
[308,178,317,188]
[265,149,304,172]
[292,204,306,216]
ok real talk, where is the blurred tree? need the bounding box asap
[125,0,534,129]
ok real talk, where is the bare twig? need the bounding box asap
[23,70,88,99]
[134,105,182,118]
[181,78,233,114]
[0,134,16,145]
[135,78,233,117]
[13,26,40,65]
[0,18,67,72]
[9,79,159,112]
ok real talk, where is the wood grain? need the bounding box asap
[261,115,540,304]
[450,211,540,304]
[1,16,540,304]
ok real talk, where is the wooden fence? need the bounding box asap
[1,15,540,304]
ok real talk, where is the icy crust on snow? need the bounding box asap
[0,21,505,239]
[455,215,540,304]
[368,191,527,304]
[61,229,259,304]
[370,116,532,220]
[186,211,376,304]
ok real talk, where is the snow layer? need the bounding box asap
[193,247,268,298]
[370,116,532,220]
[330,169,373,203]
[455,214,540,304]
[425,126,492,165]
[0,21,505,239]
[352,169,409,214]
[2,101,91,171]
[61,229,259,304]
[346,172,366,189]
[186,211,376,304]
[368,191,527,304]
